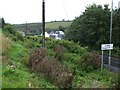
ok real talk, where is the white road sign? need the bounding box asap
[101,44,113,50]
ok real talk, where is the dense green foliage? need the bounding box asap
[3,24,25,42]
[2,25,56,88]
[112,8,120,47]
[0,28,2,90]
[2,44,56,88]
[65,4,120,52]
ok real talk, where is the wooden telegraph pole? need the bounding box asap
[42,0,45,47]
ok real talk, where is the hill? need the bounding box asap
[13,23,42,35]
[13,21,72,35]
[45,21,72,29]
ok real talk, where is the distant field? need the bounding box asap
[13,21,72,34]
[45,21,72,29]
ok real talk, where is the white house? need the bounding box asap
[49,31,65,40]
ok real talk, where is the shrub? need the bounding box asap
[3,24,16,35]
[60,53,81,72]
[79,51,101,72]
[111,73,120,88]
[53,45,67,61]
[112,47,120,57]
[15,32,24,41]
[2,34,13,55]
[57,40,87,55]
[37,57,73,88]
[45,38,56,49]
[28,48,74,88]
[28,48,47,70]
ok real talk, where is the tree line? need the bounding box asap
[65,4,120,50]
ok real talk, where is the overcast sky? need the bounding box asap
[0,0,119,24]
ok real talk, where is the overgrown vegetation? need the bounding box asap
[27,36,119,88]
[0,28,2,90]
[1,4,119,88]
[2,26,56,88]
[2,24,119,88]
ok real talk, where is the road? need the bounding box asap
[103,55,120,73]
[103,64,120,73]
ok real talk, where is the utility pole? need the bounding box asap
[42,0,45,47]
[26,22,27,35]
[109,0,113,70]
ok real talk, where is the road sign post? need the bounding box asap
[101,44,113,70]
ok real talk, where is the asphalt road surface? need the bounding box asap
[103,55,120,73]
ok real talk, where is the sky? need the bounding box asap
[0,0,119,24]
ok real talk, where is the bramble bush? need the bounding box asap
[79,51,101,72]
[38,57,73,88]
[28,48,47,70]
[53,45,68,61]
[28,48,74,88]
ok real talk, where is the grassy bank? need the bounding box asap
[0,28,2,90]
[1,25,119,88]
[2,42,56,88]
[2,30,56,88]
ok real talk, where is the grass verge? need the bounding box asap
[0,28,2,89]
[2,39,56,88]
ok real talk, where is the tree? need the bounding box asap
[65,4,111,49]
[1,17,5,28]
[58,26,67,32]
[112,8,120,47]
